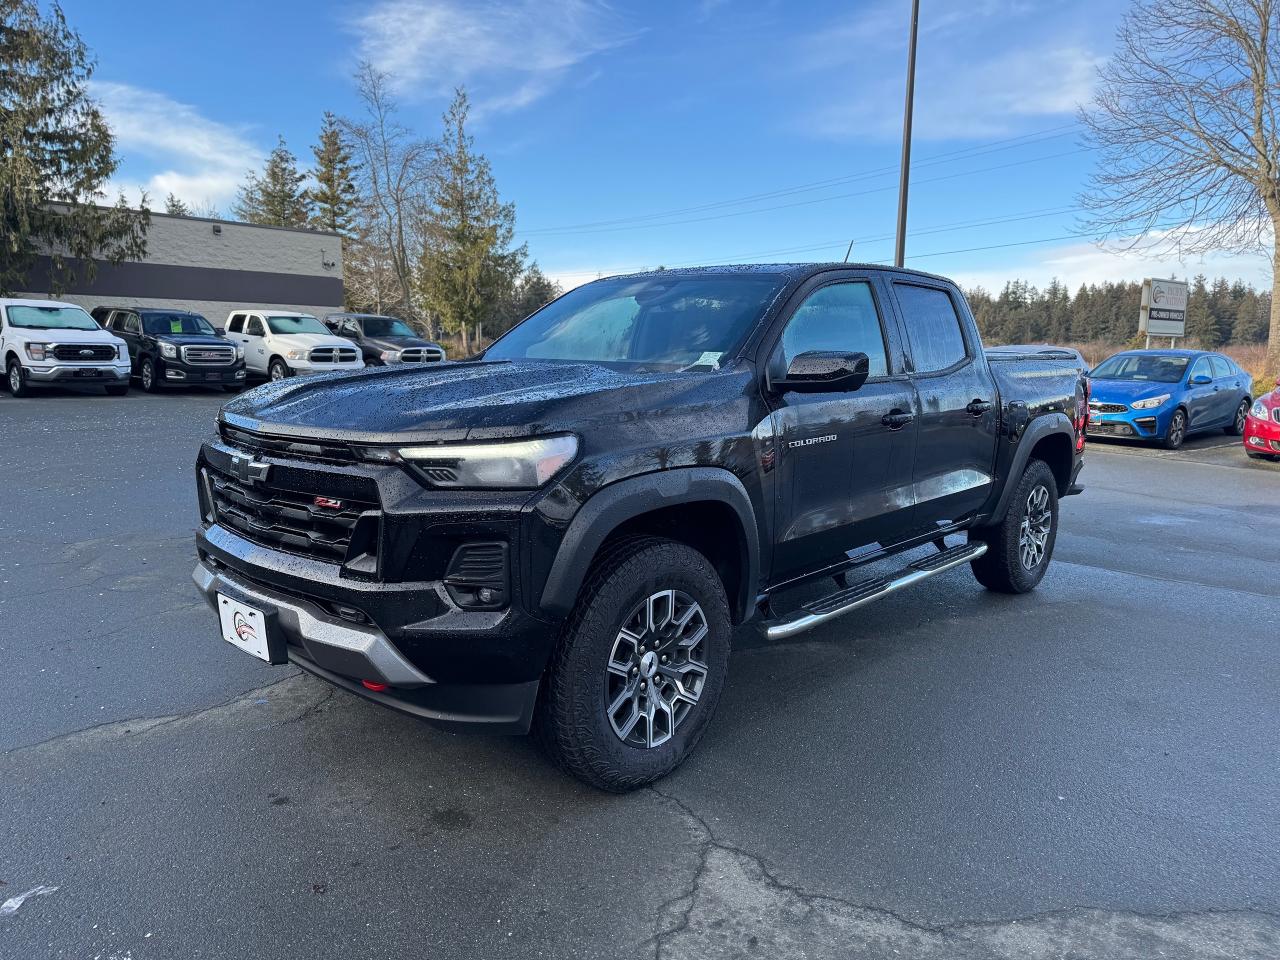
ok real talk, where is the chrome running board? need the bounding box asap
[763,541,988,641]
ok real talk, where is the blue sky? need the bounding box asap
[62,0,1272,291]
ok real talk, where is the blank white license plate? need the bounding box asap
[217,594,272,662]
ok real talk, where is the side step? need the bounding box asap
[764,541,988,641]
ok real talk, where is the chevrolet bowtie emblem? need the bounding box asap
[229,453,271,484]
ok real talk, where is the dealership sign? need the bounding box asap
[1139,278,1188,337]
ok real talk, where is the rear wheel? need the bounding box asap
[1162,408,1187,449]
[1225,399,1249,435]
[7,360,31,398]
[534,537,731,792]
[969,458,1059,594]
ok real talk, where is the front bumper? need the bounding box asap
[159,358,247,384]
[1087,403,1171,441]
[286,359,364,375]
[26,361,131,383]
[193,552,541,733]
[1244,412,1280,454]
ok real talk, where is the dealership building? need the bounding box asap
[17,211,344,326]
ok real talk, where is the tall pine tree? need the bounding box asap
[0,0,148,294]
[233,136,310,227]
[418,88,525,354]
[309,112,358,234]
[164,193,190,216]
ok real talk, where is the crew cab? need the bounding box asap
[192,264,1087,791]
[323,312,446,365]
[222,310,363,382]
[93,306,247,393]
[2,298,131,397]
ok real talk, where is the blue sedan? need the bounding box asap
[1087,350,1253,449]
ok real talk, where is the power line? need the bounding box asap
[517,123,1083,237]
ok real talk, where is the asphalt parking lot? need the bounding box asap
[3,387,1279,960]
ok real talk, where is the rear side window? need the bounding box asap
[227,315,245,333]
[1210,356,1233,379]
[774,281,889,378]
[894,283,968,374]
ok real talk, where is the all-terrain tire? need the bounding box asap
[969,458,1059,594]
[533,536,732,792]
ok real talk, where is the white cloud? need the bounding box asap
[93,81,262,209]
[351,0,637,114]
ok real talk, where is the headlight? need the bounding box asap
[1253,400,1270,419]
[24,343,49,361]
[160,342,178,359]
[389,435,578,489]
[1130,394,1170,410]
[380,350,400,363]
[118,343,128,360]
[285,349,307,360]
[235,344,245,360]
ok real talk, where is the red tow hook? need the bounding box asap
[362,680,389,692]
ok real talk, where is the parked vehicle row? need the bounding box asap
[0,298,446,396]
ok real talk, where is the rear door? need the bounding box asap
[764,274,919,581]
[889,280,1000,530]
[115,311,143,367]
[1210,354,1245,424]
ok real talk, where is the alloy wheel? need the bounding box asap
[1019,484,1052,571]
[1168,412,1185,447]
[8,365,19,394]
[1235,402,1247,433]
[142,362,153,390]
[270,363,286,381]
[605,589,709,749]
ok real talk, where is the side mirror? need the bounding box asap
[774,351,870,393]
[1189,374,1212,385]
[213,326,225,336]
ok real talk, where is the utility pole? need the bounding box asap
[894,0,921,269]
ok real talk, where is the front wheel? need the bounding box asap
[969,458,1059,594]
[140,357,160,392]
[1225,399,1249,435]
[534,537,732,792]
[268,359,291,382]
[7,360,31,397]
[1163,409,1187,449]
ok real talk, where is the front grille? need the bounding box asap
[309,347,359,364]
[1273,408,1280,424]
[1090,402,1128,414]
[399,347,445,363]
[51,344,116,361]
[182,344,236,365]
[205,463,378,564]
[219,423,359,465]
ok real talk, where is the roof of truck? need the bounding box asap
[602,263,958,285]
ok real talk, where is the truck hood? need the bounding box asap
[36,327,124,348]
[272,333,357,351]
[364,334,440,352]
[152,333,234,347]
[221,359,734,443]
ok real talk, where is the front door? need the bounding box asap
[766,277,918,582]
[1184,356,1218,431]
[242,315,268,373]
[889,280,999,531]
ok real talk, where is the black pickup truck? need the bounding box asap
[192,264,1086,791]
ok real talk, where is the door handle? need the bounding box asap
[881,410,915,430]
[966,399,993,415]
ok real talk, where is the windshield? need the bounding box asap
[143,313,215,336]
[6,305,99,331]
[1091,354,1190,384]
[483,275,785,370]
[267,315,327,335]
[360,316,416,338]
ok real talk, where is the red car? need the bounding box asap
[1244,379,1280,461]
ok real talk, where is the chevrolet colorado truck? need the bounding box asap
[192,264,1087,791]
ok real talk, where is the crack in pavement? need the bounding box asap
[643,785,1280,960]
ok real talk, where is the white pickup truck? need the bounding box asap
[1,298,132,397]
[223,310,364,382]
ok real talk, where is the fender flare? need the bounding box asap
[990,411,1075,521]
[539,467,761,623]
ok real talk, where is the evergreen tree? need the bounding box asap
[418,88,526,354]
[233,136,310,227]
[1185,276,1219,347]
[164,193,190,216]
[0,0,148,294]
[309,112,358,234]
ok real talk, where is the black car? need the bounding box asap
[194,264,1087,790]
[94,307,247,392]
[323,312,446,365]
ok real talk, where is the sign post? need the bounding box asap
[1139,278,1188,348]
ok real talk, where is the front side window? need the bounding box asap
[894,283,968,374]
[771,281,889,378]
[245,318,266,337]
[266,315,328,335]
[143,313,214,336]
[1189,357,1212,381]
[6,305,99,331]
[124,314,142,334]
[484,275,786,371]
